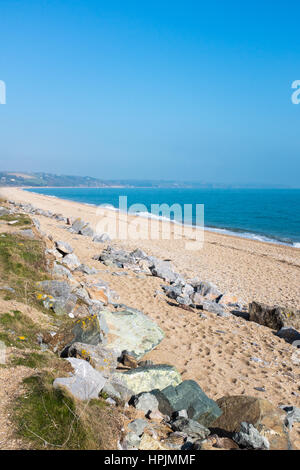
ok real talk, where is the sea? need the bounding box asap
[26,187,300,248]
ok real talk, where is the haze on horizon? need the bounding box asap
[1,1,300,188]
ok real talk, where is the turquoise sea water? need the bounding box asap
[26,187,300,247]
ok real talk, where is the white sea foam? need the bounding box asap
[25,189,300,248]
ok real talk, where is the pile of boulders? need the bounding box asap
[5,199,300,450]
[7,202,111,244]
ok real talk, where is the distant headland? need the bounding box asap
[0,171,294,189]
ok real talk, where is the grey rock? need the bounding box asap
[233,422,269,450]
[152,379,222,427]
[162,284,183,300]
[124,432,141,449]
[72,287,91,305]
[201,300,226,316]
[93,233,111,243]
[128,419,149,436]
[55,240,73,255]
[52,262,74,280]
[68,342,118,377]
[0,206,9,216]
[132,392,159,414]
[75,264,98,275]
[113,364,182,395]
[71,218,87,233]
[194,281,222,300]
[130,248,148,260]
[280,405,300,429]
[102,374,134,403]
[170,417,210,440]
[149,259,180,283]
[36,280,72,299]
[176,296,192,306]
[32,218,41,231]
[98,246,133,267]
[80,225,94,237]
[98,308,164,360]
[53,358,106,401]
[52,294,78,316]
[61,253,81,271]
[276,327,300,344]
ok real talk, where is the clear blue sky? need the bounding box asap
[0,0,300,186]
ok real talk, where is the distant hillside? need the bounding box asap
[0,172,112,187]
[0,171,216,188]
[0,171,292,189]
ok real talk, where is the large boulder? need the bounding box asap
[55,240,73,255]
[102,374,134,403]
[52,262,74,280]
[45,315,104,355]
[80,224,94,237]
[149,259,180,283]
[233,422,269,449]
[152,380,222,427]
[36,280,72,298]
[201,300,227,316]
[36,280,80,316]
[132,392,159,414]
[53,358,106,401]
[98,308,164,360]
[68,342,118,377]
[71,218,87,234]
[280,406,300,430]
[0,206,9,216]
[193,281,222,301]
[113,364,182,395]
[170,417,210,440]
[61,253,81,271]
[212,396,290,450]
[249,301,300,330]
[98,246,134,268]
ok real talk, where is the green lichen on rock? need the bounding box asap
[98,308,165,360]
[112,364,182,395]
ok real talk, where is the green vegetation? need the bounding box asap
[0,213,32,227]
[0,212,123,450]
[0,310,41,349]
[15,373,90,449]
[14,373,121,449]
[11,352,48,368]
[0,232,49,308]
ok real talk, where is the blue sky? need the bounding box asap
[0,0,300,186]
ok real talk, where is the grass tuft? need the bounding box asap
[14,372,123,449]
[0,213,32,227]
[0,233,49,309]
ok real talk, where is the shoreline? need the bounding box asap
[22,187,300,249]
[1,187,300,312]
[1,186,300,414]
[1,186,300,415]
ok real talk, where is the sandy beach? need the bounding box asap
[1,187,300,412]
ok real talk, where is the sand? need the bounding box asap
[1,187,300,411]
